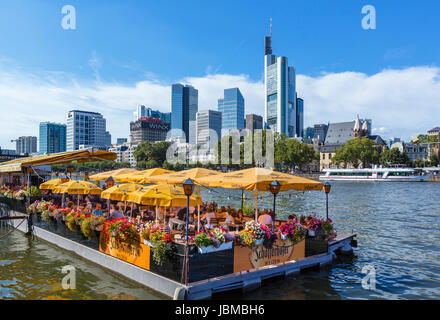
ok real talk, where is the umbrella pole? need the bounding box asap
[107,199,110,219]
[155,206,158,223]
[62,193,65,208]
[255,193,258,222]
[197,205,200,232]
[77,195,79,208]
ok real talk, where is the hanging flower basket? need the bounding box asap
[308,230,316,237]
[197,241,232,254]
[280,233,288,241]
[143,239,155,247]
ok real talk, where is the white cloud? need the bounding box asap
[0,64,439,150]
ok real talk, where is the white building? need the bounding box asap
[66,110,107,151]
[108,142,138,167]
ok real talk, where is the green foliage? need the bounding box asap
[429,154,439,166]
[416,134,438,144]
[134,141,171,169]
[332,137,380,168]
[380,148,410,166]
[242,202,254,217]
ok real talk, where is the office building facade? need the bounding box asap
[218,88,244,135]
[39,122,66,154]
[66,110,107,151]
[264,29,298,138]
[313,124,328,143]
[245,114,263,134]
[130,117,170,144]
[171,84,198,144]
[195,110,222,148]
[134,105,171,125]
[15,136,37,155]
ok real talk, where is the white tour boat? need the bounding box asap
[319,167,431,182]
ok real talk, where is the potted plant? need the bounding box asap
[192,228,234,254]
[278,220,306,244]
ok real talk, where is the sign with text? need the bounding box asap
[233,239,305,273]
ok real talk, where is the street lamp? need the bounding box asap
[323,182,331,220]
[269,180,281,232]
[67,165,74,179]
[105,177,115,219]
[183,178,195,244]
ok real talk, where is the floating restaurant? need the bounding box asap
[0,149,356,300]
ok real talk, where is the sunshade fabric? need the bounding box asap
[101,183,145,201]
[115,168,174,183]
[146,168,223,185]
[89,168,138,181]
[52,180,103,195]
[39,178,69,190]
[196,167,323,192]
[126,184,202,207]
[0,148,117,173]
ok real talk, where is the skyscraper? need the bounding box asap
[39,122,66,154]
[245,114,263,134]
[296,97,304,137]
[218,88,244,136]
[171,84,198,143]
[66,110,107,151]
[196,110,222,148]
[264,21,299,138]
[15,136,37,155]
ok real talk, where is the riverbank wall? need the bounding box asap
[296,173,440,182]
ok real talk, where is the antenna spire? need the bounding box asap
[270,17,272,37]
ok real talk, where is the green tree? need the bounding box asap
[416,134,438,144]
[380,147,410,166]
[429,154,439,166]
[134,141,171,169]
[332,137,380,168]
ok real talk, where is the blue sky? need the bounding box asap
[0,0,439,149]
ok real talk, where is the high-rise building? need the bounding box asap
[134,105,146,120]
[195,110,222,148]
[134,105,171,125]
[264,23,298,138]
[296,97,304,137]
[116,138,128,144]
[39,122,66,154]
[66,110,107,151]
[171,84,198,143]
[105,131,112,149]
[303,127,315,139]
[218,88,244,136]
[15,136,37,155]
[245,114,263,134]
[130,117,170,144]
[314,124,328,143]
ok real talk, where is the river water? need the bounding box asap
[1,182,439,300]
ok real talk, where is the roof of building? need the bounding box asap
[428,127,440,132]
[324,121,355,145]
[320,144,342,153]
[367,135,387,146]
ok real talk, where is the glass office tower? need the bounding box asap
[171,83,198,143]
[39,122,67,154]
[264,28,299,138]
[218,88,244,136]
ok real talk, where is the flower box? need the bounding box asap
[197,241,232,254]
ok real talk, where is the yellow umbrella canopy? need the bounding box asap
[89,168,138,181]
[146,168,222,185]
[197,167,323,192]
[126,184,202,207]
[39,178,69,190]
[101,183,145,201]
[52,180,103,195]
[115,168,174,183]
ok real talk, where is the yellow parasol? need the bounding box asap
[89,168,138,181]
[115,168,174,183]
[145,167,222,185]
[197,167,323,221]
[39,178,70,190]
[145,168,224,230]
[126,184,202,207]
[101,183,145,201]
[52,180,103,195]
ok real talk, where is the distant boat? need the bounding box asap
[319,166,431,182]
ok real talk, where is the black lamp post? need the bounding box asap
[269,180,281,232]
[323,182,331,220]
[183,178,195,244]
[105,177,115,219]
